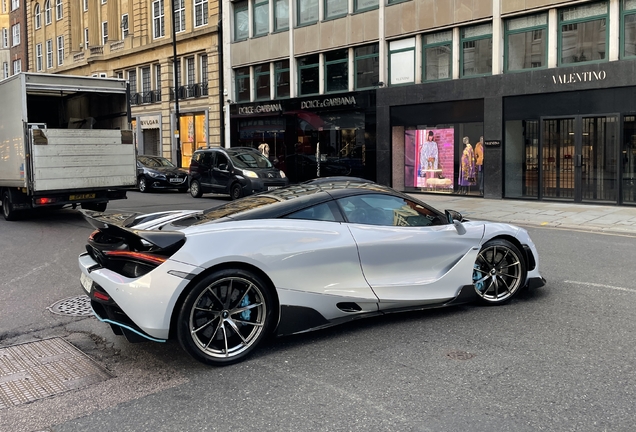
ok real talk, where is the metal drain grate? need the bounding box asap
[446,351,476,360]
[0,338,112,409]
[47,295,93,317]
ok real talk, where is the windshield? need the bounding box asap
[139,156,176,168]
[229,151,273,169]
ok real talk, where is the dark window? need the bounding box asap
[325,49,348,92]
[336,194,442,226]
[285,202,337,221]
[298,54,319,95]
[235,67,250,102]
[354,44,379,89]
[254,64,270,100]
[275,60,290,98]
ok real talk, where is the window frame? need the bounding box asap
[13,59,21,75]
[253,63,271,100]
[274,0,289,31]
[46,39,53,68]
[56,35,64,65]
[353,0,377,14]
[388,38,416,86]
[36,43,43,71]
[128,69,137,94]
[11,23,20,47]
[121,14,129,38]
[422,31,453,82]
[2,62,8,79]
[504,13,548,72]
[324,0,347,20]
[235,67,251,102]
[460,23,493,78]
[101,21,108,45]
[153,0,165,39]
[253,0,269,37]
[174,0,185,33]
[354,43,379,90]
[557,1,608,66]
[234,1,249,41]
[1,28,7,49]
[324,49,349,93]
[297,54,320,96]
[274,59,290,98]
[34,3,41,29]
[44,0,51,25]
[621,0,636,58]
[194,0,208,28]
[297,0,319,27]
[10,0,17,11]
[55,0,62,20]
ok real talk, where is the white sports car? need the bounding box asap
[78,179,545,366]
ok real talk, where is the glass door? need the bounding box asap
[541,115,618,203]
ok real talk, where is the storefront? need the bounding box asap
[229,90,377,183]
[179,111,208,168]
[377,60,636,206]
[137,114,161,156]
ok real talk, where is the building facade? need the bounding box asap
[1,1,10,78]
[2,0,26,77]
[25,0,222,166]
[225,0,636,206]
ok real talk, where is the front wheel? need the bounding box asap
[473,239,526,305]
[138,177,150,193]
[177,269,274,366]
[230,183,242,200]
[190,180,203,198]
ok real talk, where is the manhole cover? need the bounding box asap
[0,338,112,409]
[446,351,476,360]
[47,295,93,317]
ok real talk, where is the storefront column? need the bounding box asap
[484,96,503,199]
[377,105,391,187]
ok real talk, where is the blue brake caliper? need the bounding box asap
[473,264,485,292]
[240,294,251,321]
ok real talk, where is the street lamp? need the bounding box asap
[171,0,182,167]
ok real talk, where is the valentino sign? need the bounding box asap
[551,70,607,85]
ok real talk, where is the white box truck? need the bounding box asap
[0,73,137,220]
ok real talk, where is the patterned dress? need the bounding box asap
[458,144,476,186]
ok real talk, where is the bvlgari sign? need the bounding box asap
[551,70,607,85]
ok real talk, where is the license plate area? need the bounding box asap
[70,193,96,200]
[267,186,281,191]
[80,272,93,293]
[169,178,184,183]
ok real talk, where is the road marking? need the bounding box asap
[564,280,636,294]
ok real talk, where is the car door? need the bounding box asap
[337,194,485,307]
[211,152,232,192]
[197,152,215,191]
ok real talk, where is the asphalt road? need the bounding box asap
[1,191,635,432]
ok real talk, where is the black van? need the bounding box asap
[188,147,289,200]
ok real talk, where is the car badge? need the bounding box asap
[267,173,273,178]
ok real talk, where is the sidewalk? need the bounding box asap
[409,193,636,235]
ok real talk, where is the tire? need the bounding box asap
[230,183,242,200]
[190,180,203,198]
[473,239,527,305]
[138,177,150,193]
[2,191,19,221]
[177,269,274,366]
[81,202,107,212]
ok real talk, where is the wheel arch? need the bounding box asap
[168,261,281,340]
[483,234,531,275]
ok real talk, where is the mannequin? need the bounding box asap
[457,136,476,194]
[258,142,270,158]
[475,136,484,196]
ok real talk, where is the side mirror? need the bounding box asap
[445,209,463,224]
[218,163,228,171]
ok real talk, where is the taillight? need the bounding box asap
[35,197,57,205]
[104,250,167,266]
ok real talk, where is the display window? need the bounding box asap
[180,113,207,167]
[404,123,484,196]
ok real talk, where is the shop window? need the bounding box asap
[622,0,636,58]
[389,38,415,86]
[153,0,165,39]
[623,116,636,204]
[180,113,207,165]
[298,54,319,96]
[504,120,539,199]
[253,0,269,36]
[274,0,289,31]
[505,13,547,72]
[254,63,271,100]
[461,23,492,77]
[354,44,379,90]
[275,60,290,98]
[325,0,347,19]
[235,67,251,102]
[354,0,377,13]
[234,1,249,41]
[297,0,318,26]
[422,31,452,81]
[174,0,185,33]
[325,49,348,93]
[559,1,607,65]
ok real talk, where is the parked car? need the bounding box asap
[277,153,351,183]
[78,178,545,366]
[188,147,288,200]
[137,155,188,193]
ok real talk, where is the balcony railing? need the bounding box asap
[110,40,125,52]
[131,89,161,106]
[73,52,85,62]
[169,82,208,101]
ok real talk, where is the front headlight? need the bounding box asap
[280,170,286,178]
[242,169,258,178]
[148,171,166,179]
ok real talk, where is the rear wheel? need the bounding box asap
[2,191,19,221]
[230,183,242,200]
[190,180,203,198]
[177,269,274,366]
[473,239,526,305]
[138,177,150,193]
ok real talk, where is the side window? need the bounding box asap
[201,152,214,166]
[285,202,337,222]
[216,153,229,169]
[337,194,442,226]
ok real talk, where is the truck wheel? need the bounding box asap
[2,191,19,221]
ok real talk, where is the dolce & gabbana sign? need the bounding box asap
[301,96,356,109]
[238,103,283,115]
[551,70,606,85]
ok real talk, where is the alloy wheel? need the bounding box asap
[473,240,525,304]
